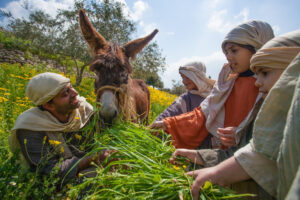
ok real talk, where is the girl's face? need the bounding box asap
[180,73,198,91]
[255,67,283,98]
[224,42,254,73]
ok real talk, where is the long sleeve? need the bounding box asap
[234,144,277,197]
[163,107,208,149]
[16,129,79,181]
[155,92,205,122]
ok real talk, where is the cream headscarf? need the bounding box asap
[179,62,215,98]
[201,20,274,141]
[250,30,300,160]
[26,72,70,105]
[222,20,274,52]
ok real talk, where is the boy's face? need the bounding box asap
[224,42,254,74]
[180,73,198,91]
[255,67,283,98]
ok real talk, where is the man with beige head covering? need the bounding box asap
[9,72,109,183]
[186,30,300,200]
[154,61,215,122]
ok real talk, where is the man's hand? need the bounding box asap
[78,149,116,171]
[95,149,117,165]
[217,127,237,148]
[149,120,167,131]
[170,149,203,165]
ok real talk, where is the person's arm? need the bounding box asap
[17,130,80,180]
[187,156,250,200]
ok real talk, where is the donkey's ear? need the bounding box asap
[79,9,108,56]
[123,29,158,60]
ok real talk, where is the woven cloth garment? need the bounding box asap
[251,30,300,160]
[9,96,94,167]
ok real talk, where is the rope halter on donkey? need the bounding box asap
[96,84,136,122]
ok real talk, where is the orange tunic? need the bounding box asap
[163,76,259,149]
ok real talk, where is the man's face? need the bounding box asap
[50,83,80,115]
[224,42,254,74]
[255,67,283,98]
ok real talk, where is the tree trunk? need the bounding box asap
[74,58,89,86]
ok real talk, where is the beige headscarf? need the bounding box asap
[222,20,274,52]
[201,20,274,141]
[251,30,300,73]
[179,62,215,97]
[26,72,70,105]
[9,72,94,167]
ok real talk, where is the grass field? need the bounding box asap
[0,63,252,199]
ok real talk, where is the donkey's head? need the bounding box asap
[79,9,158,123]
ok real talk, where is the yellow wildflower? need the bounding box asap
[49,140,62,146]
[173,165,180,170]
[4,93,11,96]
[182,165,187,169]
[75,116,80,120]
[75,134,82,140]
[0,88,8,91]
[43,136,47,144]
[60,146,64,153]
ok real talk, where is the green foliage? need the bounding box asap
[170,79,186,95]
[2,0,166,87]
[0,63,254,199]
[133,42,166,89]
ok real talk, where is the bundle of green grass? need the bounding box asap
[65,120,254,200]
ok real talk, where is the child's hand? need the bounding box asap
[170,149,203,165]
[217,127,237,148]
[148,120,167,130]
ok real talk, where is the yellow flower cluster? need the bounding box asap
[49,140,62,146]
[148,87,177,107]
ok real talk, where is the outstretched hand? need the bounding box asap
[187,167,223,200]
[148,120,167,131]
[170,149,203,165]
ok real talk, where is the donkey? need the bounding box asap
[79,9,158,124]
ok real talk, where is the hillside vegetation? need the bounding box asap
[0,62,254,199]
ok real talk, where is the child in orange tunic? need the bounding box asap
[150,20,274,149]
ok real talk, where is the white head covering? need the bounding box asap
[26,72,70,105]
[179,62,215,97]
[222,20,274,52]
